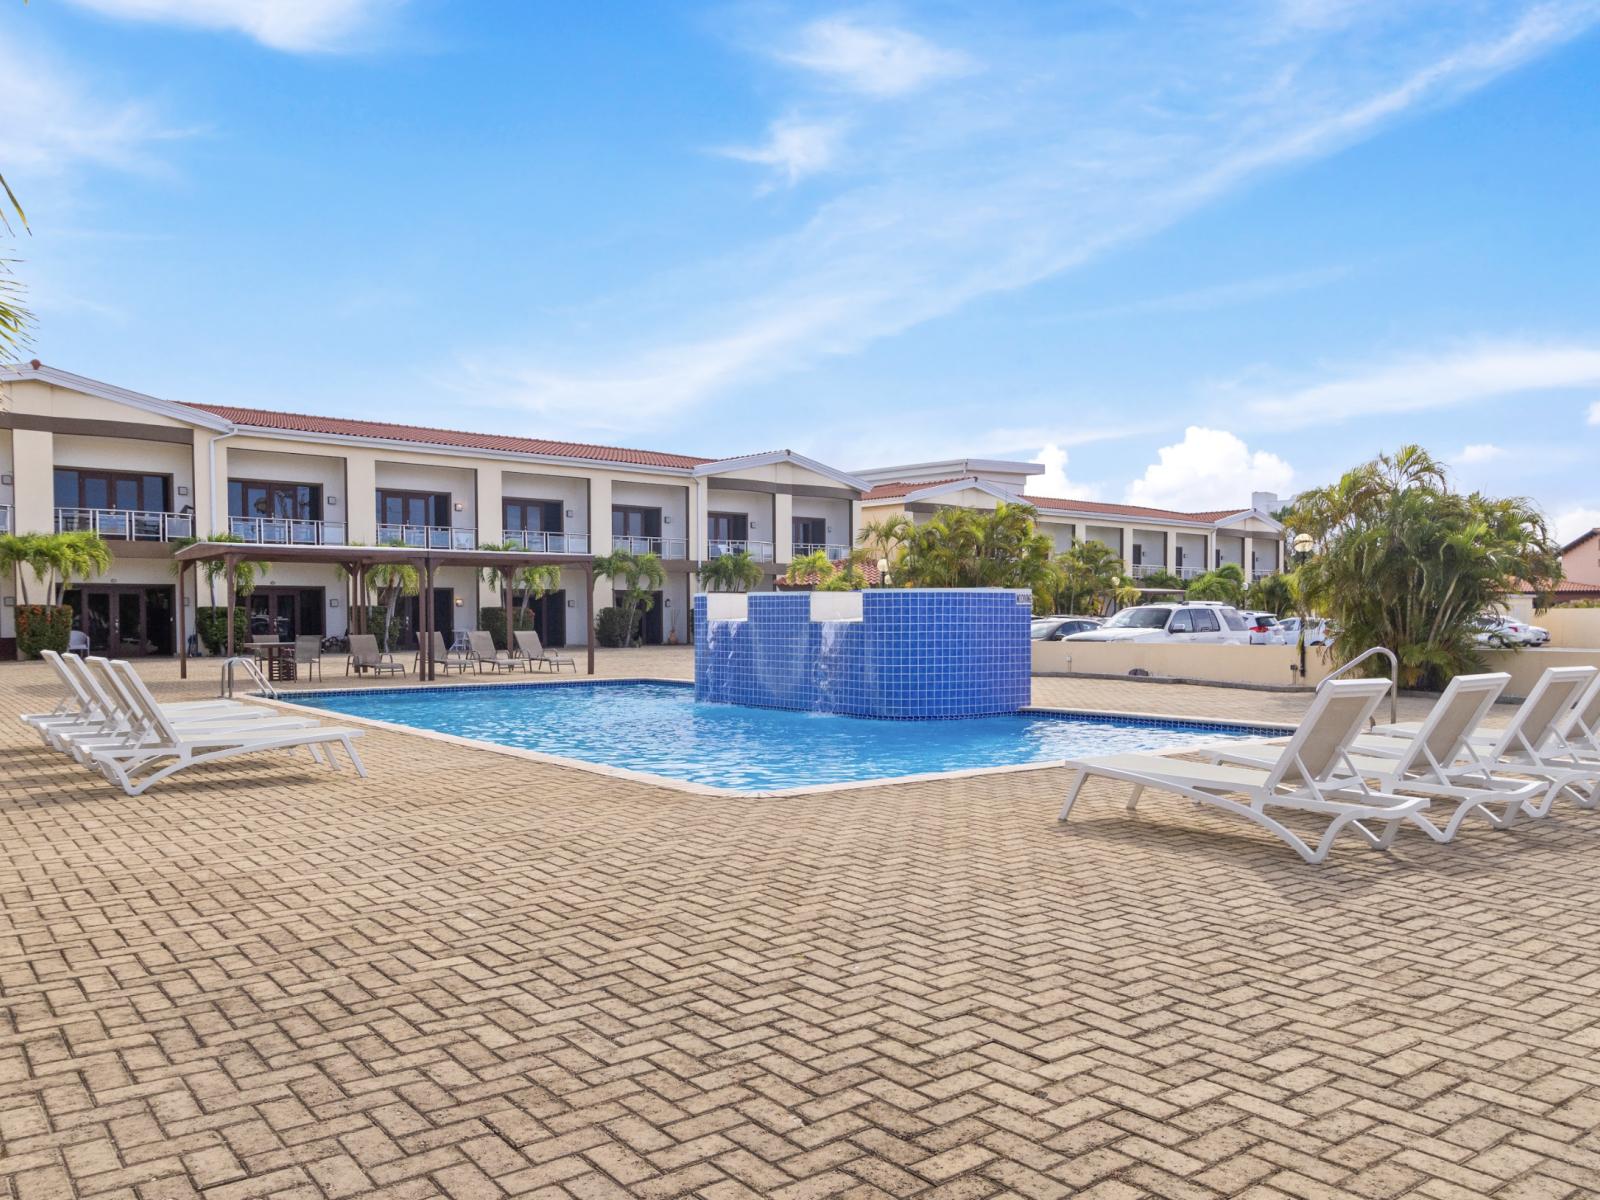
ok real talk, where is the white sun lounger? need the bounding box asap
[87,660,366,796]
[1059,678,1425,864]
[1201,672,1542,842]
[1366,665,1600,818]
[28,650,260,750]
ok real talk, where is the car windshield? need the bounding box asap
[1102,607,1171,630]
[1029,621,1059,640]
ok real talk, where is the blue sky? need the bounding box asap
[4,0,1599,531]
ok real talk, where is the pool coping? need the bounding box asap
[259,677,1294,799]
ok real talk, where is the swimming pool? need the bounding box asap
[287,680,1285,794]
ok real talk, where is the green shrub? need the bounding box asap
[16,605,72,659]
[362,607,399,653]
[594,606,638,648]
[195,606,250,655]
[480,605,535,651]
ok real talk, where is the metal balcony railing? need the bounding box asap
[229,516,348,545]
[707,539,775,562]
[611,534,687,558]
[792,542,849,559]
[1130,562,1171,580]
[1173,565,1206,580]
[500,529,591,554]
[56,508,194,541]
[376,523,477,550]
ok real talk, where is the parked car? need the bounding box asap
[1243,611,1288,645]
[1063,602,1251,644]
[1276,617,1332,646]
[1472,614,1539,647]
[1031,616,1103,641]
[1524,623,1550,646]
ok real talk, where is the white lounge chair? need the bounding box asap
[513,629,576,674]
[468,630,518,674]
[87,660,366,796]
[1366,665,1600,818]
[26,650,260,750]
[1201,672,1542,842]
[1058,678,1426,864]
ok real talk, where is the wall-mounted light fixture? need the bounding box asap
[2,597,13,607]
[0,474,11,485]
[454,596,464,606]
[454,501,465,512]
[327,496,339,507]
[176,485,190,497]
[566,509,575,519]
[663,515,672,524]
[329,597,341,608]
[567,598,576,608]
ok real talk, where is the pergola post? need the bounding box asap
[423,558,436,681]
[177,560,188,679]
[225,557,238,657]
[584,561,595,676]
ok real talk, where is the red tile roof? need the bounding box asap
[1516,578,1600,595]
[182,402,713,469]
[862,476,1250,523]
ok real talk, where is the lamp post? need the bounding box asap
[1292,532,1314,680]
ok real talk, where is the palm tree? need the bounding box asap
[49,530,112,603]
[1289,445,1561,687]
[593,548,666,648]
[0,531,111,605]
[171,533,270,605]
[699,550,764,592]
[894,503,1053,590]
[478,542,565,633]
[856,514,915,581]
[367,555,419,654]
[1185,562,1246,604]
[783,549,835,587]
[1042,540,1134,615]
[0,170,31,358]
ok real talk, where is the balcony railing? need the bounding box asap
[229,516,348,545]
[376,523,477,550]
[500,530,591,554]
[0,504,11,534]
[613,534,688,559]
[793,542,850,560]
[56,508,194,541]
[707,539,774,562]
[1130,562,1172,580]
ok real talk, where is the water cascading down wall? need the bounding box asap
[693,589,1032,718]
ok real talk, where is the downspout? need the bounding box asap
[207,423,240,538]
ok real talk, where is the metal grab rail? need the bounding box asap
[1317,645,1398,726]
[56,507,194,541]
[220,655,278,700]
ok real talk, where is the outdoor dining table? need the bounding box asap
[245,641,298,682]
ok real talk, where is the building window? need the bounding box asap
[377,489,450,528]
[793,516,826,546]
[229,479,322,521]
[504,498,563,533]
[708,512,748,542]
[612,506,662,539]
[55,468,171,513]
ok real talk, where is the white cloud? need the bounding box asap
[1552,507,1600,544]
[1247,342,1600,427]
[1456,443,1504,465]
[776,17,972,97]
[1032,444,1099,500]
[716,118,844,187]
[461,3,1600,428]
[60,0,401,52]
[1588,400,1600,425]
[1126,427,1294,512]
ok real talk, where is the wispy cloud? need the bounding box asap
[459,1,1600,430]
[1552,506,1600,543]
[59,0,403,53]
[1052,265,1354,323]
[1245,341,1600,427]
[716,117,846,188]
[1588,400,1600,425]
[775,17,973,97]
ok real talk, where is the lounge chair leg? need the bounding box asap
[1125,784,1144,813]
[1058,769,1088,821]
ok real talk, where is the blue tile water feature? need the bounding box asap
[694,589,1032,718]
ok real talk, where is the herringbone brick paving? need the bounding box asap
[2,652,1598,1199]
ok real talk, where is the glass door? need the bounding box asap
[84,592,113,654]
[116,592,147,656]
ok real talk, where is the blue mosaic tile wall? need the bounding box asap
[694,589,1032,718]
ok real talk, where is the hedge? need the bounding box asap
[195,606,250,655]
[594,606,640,648]
[480,605,535,651]
[16,605,72,660]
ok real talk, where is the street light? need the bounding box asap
[1291,533,1314,679]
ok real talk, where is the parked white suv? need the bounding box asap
[1243,611,1288,645]
[1063,602,1252,644]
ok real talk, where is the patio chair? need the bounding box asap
[513,629,576,674]
[86,660,365,796]
[414,631,472,675]
[468,630,519,674]
[295,635,324,681]
[1202,672,1542,842]
[346,633,406,678]
[1058,678,1425,864]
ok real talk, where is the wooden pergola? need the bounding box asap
[171,542,597,680]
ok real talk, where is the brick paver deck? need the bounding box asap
[2,653,1598,1199]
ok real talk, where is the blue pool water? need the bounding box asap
[291,681,1283,792]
